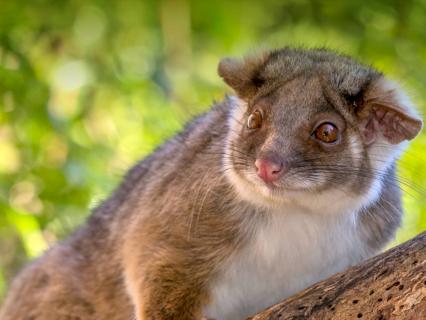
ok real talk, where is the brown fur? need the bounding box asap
[0,48,422,320]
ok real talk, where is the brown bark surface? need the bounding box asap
[249,232,426,320]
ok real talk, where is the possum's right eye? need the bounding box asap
[247,110,263,129]
[313,122,339,144]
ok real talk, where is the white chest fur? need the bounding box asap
[203,210,372,320]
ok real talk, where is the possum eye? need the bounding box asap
[313,122,339,143]
[247,110,263,129]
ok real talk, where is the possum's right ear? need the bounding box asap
[218,53,269,100]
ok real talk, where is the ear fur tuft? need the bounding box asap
[218,53,270,100]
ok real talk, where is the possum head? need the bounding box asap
[220,48,422,213]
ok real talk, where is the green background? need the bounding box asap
[0,0,425,299]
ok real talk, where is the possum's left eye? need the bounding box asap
[247,110,263,129]
[313,122,339,143]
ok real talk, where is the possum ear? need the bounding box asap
[218,53,269,100]
[356,79,423,145]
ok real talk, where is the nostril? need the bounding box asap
[271,163,283,175]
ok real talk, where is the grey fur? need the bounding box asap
[0,48,421,320]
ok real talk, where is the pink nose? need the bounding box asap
[255,159,284,183]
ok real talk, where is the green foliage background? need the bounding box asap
[0,0,425,299]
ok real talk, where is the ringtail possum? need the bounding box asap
[0,48,423,320]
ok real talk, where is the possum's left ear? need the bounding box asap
[218,53,269,100]
[355,79,423,145]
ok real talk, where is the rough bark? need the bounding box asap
[249,232,426,320]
